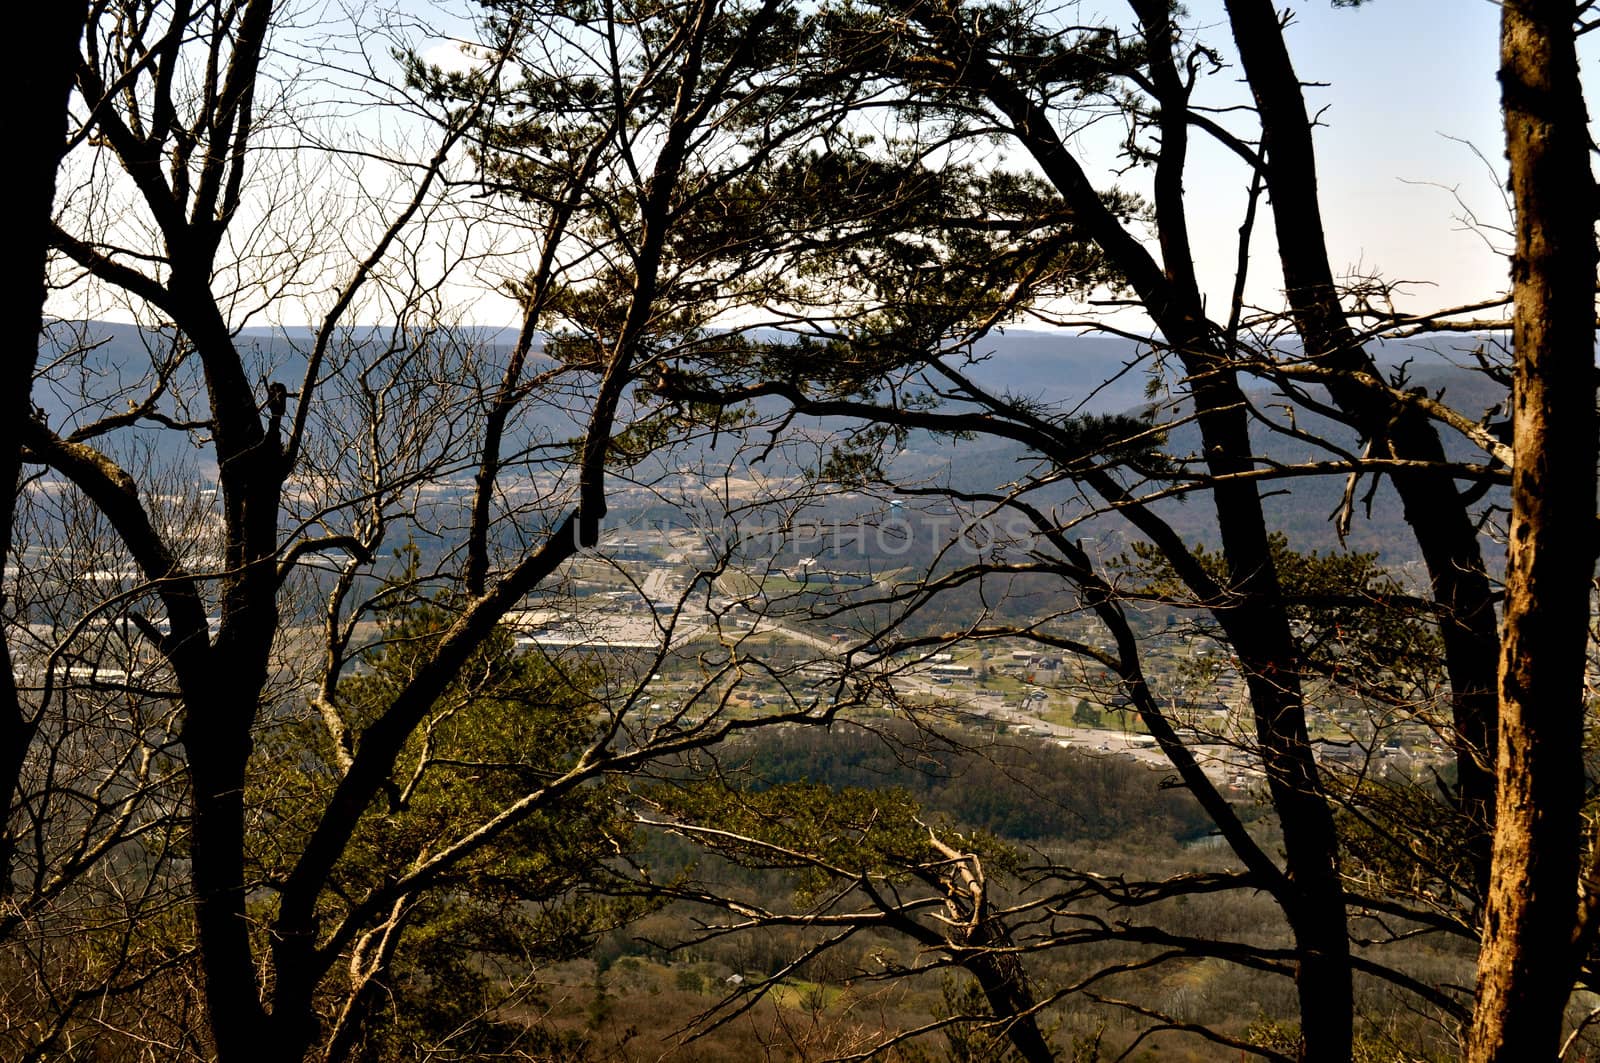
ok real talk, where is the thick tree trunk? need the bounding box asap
[904,0,1357,1047]
[168,270,287,1059]
[186,719,272,1060]
[1224,0,1502,904]
[1468,1,1598,1058]
[965,949,1054,1063]
[1223,576,1351,1062]
[185,492,284,1059]
[182,465,283,1059]
[0,0,89,900]
[1126,7,1354,1054]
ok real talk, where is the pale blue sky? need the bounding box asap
[1232,0,1513,314]
[56,0,1566,329]
[1077,0,1520,325]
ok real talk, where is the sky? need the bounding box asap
[1213,0,1514,316]
[1051,0,1519,329]
[55,0,1569,331]
[409,0,1529,330]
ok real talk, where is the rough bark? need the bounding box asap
[57,3,289,1054]
[962,927,1055,1063]
[1468,1,1598,1058]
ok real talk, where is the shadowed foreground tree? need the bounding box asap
[638,8,1371,1057]
[6,0,869,1058]
[0,0,90,898]
[1468,0,1598,1058]
[641,0,1591,1057]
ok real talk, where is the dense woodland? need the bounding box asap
[3,0,1597,1060]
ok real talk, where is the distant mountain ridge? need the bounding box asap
[35,320,1511,570]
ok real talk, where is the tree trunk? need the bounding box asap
[902,1,1358,1047]
[171,269,287,1060]
[0,0,89,900]
[1224,0,1502,904]
[1469,1,1598,1058]
[1129,7,1355,1053]
[186,715,272,1060]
